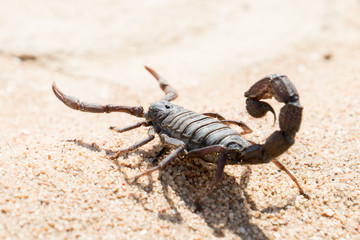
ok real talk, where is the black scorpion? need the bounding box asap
[52,66,309,205]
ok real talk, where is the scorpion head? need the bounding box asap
[145,101,179,127]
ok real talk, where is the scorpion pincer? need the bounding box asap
[52,66,309,206]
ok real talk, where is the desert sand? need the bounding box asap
[0,0,359,239]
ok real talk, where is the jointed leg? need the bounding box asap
[144,66,178,102]
[188,145,226,159]
[203,112,225,120]
[130,144,185,183]
[150,147,167,164]
[221,120,252,135]
[187,145,230,206]
[203,112,252,135]
[108,127,156,159]
[52,82,144,117]
[130,134,186,183]
[272,159,310,199]
[110,121,149,133]
[193,148,228,206]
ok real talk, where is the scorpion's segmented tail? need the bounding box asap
[145,66,178,102]
[243,74,303,162]
[242,74,308,199]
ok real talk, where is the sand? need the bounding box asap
[0,0,359,239]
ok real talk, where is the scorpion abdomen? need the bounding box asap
[159,106,251,152]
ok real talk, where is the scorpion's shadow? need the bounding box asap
[157,159,269,239]
[71,139,282,239]
[126,147,274,240]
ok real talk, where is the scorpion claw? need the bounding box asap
[52,82,144,116]
[52,67,309,206]
[145,65,178,102]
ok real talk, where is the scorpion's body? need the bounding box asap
[148,101,251,164]
[52,66,309,206]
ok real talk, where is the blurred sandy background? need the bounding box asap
[0,0,359,239]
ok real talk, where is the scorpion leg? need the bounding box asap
[108,127,156,159]
[130,134,186,183]
[221,120,252,135]
[150,147,167,164]
[145,66,178,102]
[272,159,309,199]
[110,121,149,133]
[203,112,252,135]
[242,74,309,199]
[52,82,144,117]
[202,112,226,120]
[188,145,228,206]
[188,145,226,158]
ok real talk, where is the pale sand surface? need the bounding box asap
[0,1,359,239]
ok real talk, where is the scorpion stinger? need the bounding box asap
[145,66,178,102]
[53,67,309,207]
[242,74,309,199]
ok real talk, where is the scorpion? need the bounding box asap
[52,66,309,206]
